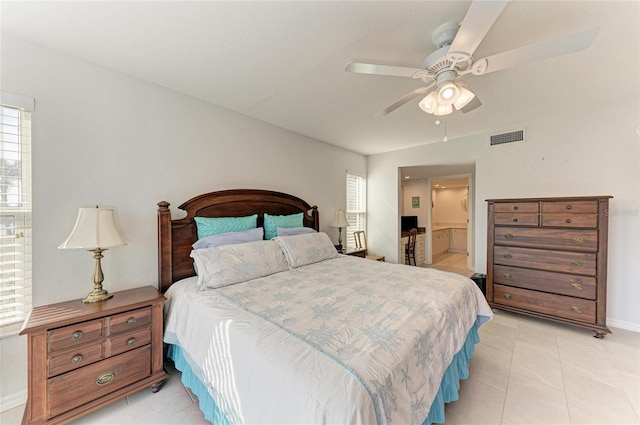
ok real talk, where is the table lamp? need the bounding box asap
[330,209,349,251]
[58,206,126,303]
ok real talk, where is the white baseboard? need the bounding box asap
[607,318,640,333]
[0,390,26,413]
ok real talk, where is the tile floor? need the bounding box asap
[426,252,474,277]
[3,260,639,424]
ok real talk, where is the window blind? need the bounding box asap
[0,104,32,336]
[345,172,366,252]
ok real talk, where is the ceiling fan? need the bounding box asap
[345,0,598,117]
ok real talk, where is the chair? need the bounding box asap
[405,228,417,266]
[353,231,385,262]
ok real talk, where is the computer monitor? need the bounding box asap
[401,216,418,232]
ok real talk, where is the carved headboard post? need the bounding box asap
[311,205,319,231]
[157,201,172,293]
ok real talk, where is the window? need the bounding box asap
[0,101,32,336]
[345,171,366,252]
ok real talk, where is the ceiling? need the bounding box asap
[2,1,638,156]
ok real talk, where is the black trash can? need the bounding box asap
[470,273,486,296]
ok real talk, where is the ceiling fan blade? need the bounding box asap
[375,87,433,117]
[447,0,510,62]
[345,62,425,79]
[471,27,599,75]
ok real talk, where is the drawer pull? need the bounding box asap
[71,355,83,364]
[127,317,136,325]
[96,372,115,386]
[72,331,83,340]
[503,253,513,259]
[504,273,513,279]
[571,283,583,290]
[504,233,514,239]
[571,306,583,314]
[512,206,519,211]
[512,218,518,222]
[127,338,137,346]
[565,218,572,224]
[566,205,572,210]
[571,260,584,266]
[502,293,512,300]
[572,237,584,244]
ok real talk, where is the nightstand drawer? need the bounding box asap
[108,307,151,335]
[48,319,103,352]
[47,345,151,418]
[107,327,151,357]
[48,343,103,377]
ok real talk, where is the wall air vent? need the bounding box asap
[490,129,525,146]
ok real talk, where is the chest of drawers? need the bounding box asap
[486,196,612,338]
[20,286,169,424]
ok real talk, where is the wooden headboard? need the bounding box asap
[157,189,319,293]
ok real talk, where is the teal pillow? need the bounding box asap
[194,215,258,239]
[264,212,303,240]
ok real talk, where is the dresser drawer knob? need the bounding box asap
[566,205,572,210]
[503,253,513,259]
[127,317,136,325]
[502,293,512,300]
[512,218,518,222]
[72,331,83,340]
[571,260,584,266]
[572,237,584,244]
[96,372,115,386]
[127,338,137,346]
[571,283,583,290]
[565,218,572,224]
[512,206,518,211]
[71,355,83,364]
[571,306,583,314]
[504,273,512,279]
[504,233,514,239]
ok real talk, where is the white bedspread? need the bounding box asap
[164,255,492,425]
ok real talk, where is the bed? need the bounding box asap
[158,189,492,425]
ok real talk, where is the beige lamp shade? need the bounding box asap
[59,207,126,249]
[330,209,349,228]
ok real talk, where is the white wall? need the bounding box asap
[401,179,429,228]
[368,99,640,332]
[433,187,468,227]
[0,36,367,409]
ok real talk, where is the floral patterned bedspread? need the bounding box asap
[204,255,492,424]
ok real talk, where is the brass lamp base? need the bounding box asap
[82,247,113,303]
[83,288,113,303]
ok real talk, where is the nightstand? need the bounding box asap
[345,249,367,258]
[19,286,169,425]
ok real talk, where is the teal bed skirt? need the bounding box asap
[167,320,480,425]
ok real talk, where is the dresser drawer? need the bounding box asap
[541,200,598,213]
[48,343,103,377]
[48,319,103,353]
[541,214,598,228]
[493,284,596,323]
[494,246,596,275]
[108,307,152,335]
[47,345,151,418]
[493,265,596,300]
[494,227,598,252]
[107,327,151,357]
[494,202,539,213]
[494,213,539,226]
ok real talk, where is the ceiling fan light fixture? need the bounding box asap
[434,103,453,116]
[453,85,475,110]
[437,82,459,105]
[418,91,439,114]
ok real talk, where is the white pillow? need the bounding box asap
[192,227,263,250]
[276,226,317,237]
[274,232,339,268]
[191,240,288,289]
